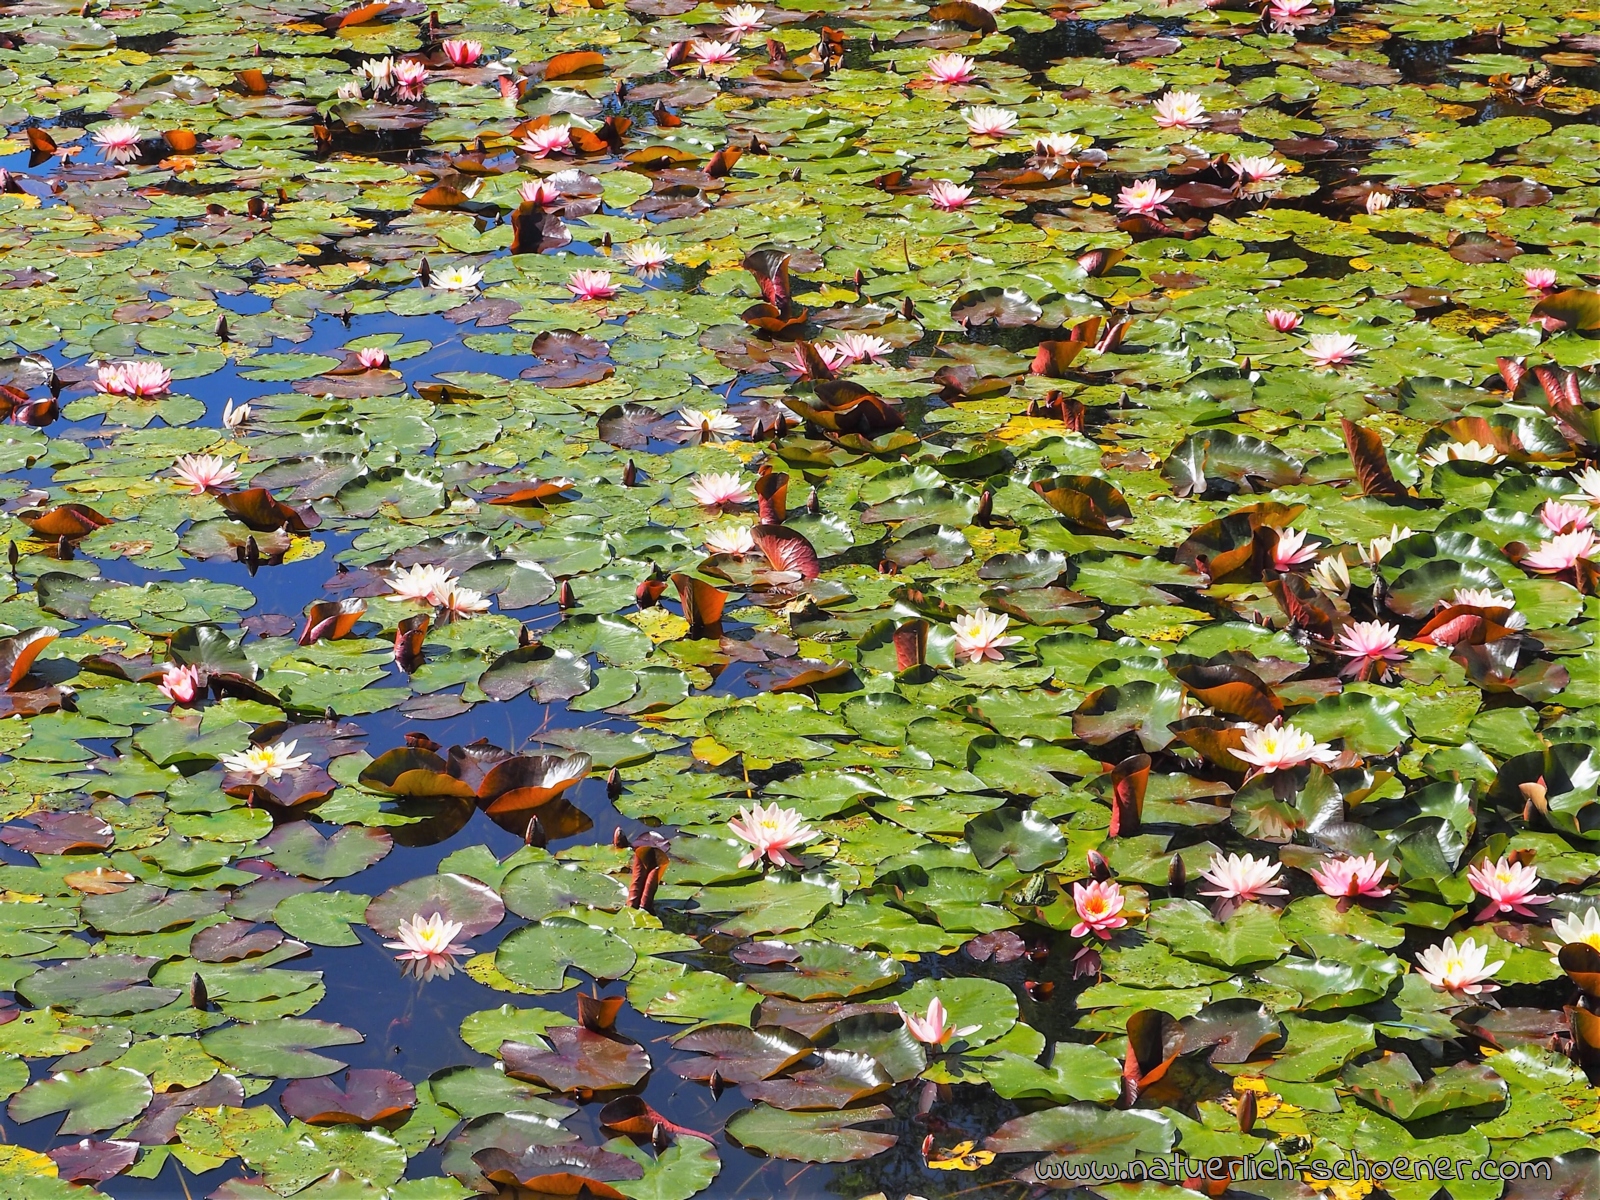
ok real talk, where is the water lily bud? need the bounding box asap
[807,486,820,515]
[215,314,229,341]
[853,268,865,294]
[558,580,575,609]
[602,231,612,248]
[635,580,658,609]
[607,769,623,800]
[1519,778,1548,814]
[708,1069,725,1099]
[975,489,993,527]
[324,707,337,723]
[6,540,15,569]
[190,972,208,1009]
[56,535,70,561]
[612,825,628,849]
[524,814,546,848]
[518,624,536,647]
[1237,1088,1257,1134]
[1168,853,1186,896]
[417,256,430,286]
[1087,848,1112,881]
[920,1132,934,1159]
[245,536,260,573]
[622,459,637,487]
[902,296,916,319]
[652,1124,669,1152]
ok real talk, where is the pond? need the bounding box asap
[0,0,1595,1197]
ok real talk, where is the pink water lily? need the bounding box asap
[899,997,980,1047]
[619,239,671,274]
[1233,155,1284,182]
[1468,855,1550,921]
[97,360,172,397]
[441,39,481,66]
[830,332,892,364]
[393,58,428,99]
[1116,179,1172,217]
[93,122,142,163]
[1199,852,1287,902]
[688,471,752,507]
[1071,880,1128,939]
[691,39,738,64]
[924,52,976,84]
[439,583,490,617]
[1264,308,1301,331]
[1153,90,1207,129]
[1233,720,1338,774]
[1522,529,1596,574]
[1271,526,1320,571]
[788,341,845,375]
[1309,854,1391,900]
[677,407,742,441]
[963,106,1018,136]
[1416,935,1502,996]
[1523,267,1557,290]
[388,564,454,605]
[1540,500,1592,534]
[1034,133,1087,157]
[384,911,471,982]
[1364,190,1392,213]
[728,803,818,869]
[158,663,203,705]
[520,125,572,157]
[566,269,617,300]
[172,454,240,495]
[1334,620,1406,676]
[721,4,765,32]
[355,347,389,369]
[1302,333,1363,369]
[704,524,755,555]
[927,181,974,211]
[519,179,561,205]
[952,608,1022,664]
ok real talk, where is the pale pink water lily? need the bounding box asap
[952,608,1022,664]
[927,181,975,211]
[1335,621,1406,676]
[1116,179,1172,217]
[393,58,428,99]
[721,4,765,31]
[1564,466,1600,506]
[688,471,752,507]
[439,583,490,617]
[1545,909,1600,962]
[220,739,310,781]
[1034,133,1087,157]
[388,564,455,605]
[1153,90,1208,129]
[1199,852,1287,901]
[830,332,892,364]
[1360,525,1413,565]
[1271,526,1320,571]
[384,912,471,982]
[1233,154,1284,182]
[518,179,561,205]
[355,347,389,369]
[1539,499,1592,534]
[963,106,1018,136]
[442,39,482,66]
[97,360,172,397]
[704,524,755,555]
[1309,854,1391,900]
[337,79,365,101]
[1071,880,1128,939]
[1416,935,1502,996]
[1364,190,1392,214]
[924,52,976,84]
[677,407,742,441]
[788,341,846,375]
[93,122,142,163]
[1523,267,1558,290]
[429,264,482,291]
[619,239,672,274]
[1302,333,1364,369]
[1468,854,1550,921]
[1308,555,1350,594]
[172,454,241,495]
[566,269,617,301]
[158,663,203,705]
[691,39,739,64]
[1522,529,1597,574]
[1233,720,1339,774]
[728,803,818,869]
[222,399,250,431]
[359,57,395,90]
[520,125,572,157]
[1420,439,1503,467]
[1264,308,1302,331]
[1448,586,1514,610]
[899,997,980,1047]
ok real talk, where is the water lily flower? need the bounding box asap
[677,407,742,441]
[927,181,975,211]
[355,347,389,369]
[337,80,364,100]
[1564,466,1600,506]
[704,524,755,555]
[830,332,892,364]
[952,608,1022,664]
[519,179,561,205]
[690,39,739,64]
[728,802,818,868]
[1071,880,1128,939]
[1302,333,1364,369]
[1034,133,1086,157]
[899,997,980,1047]
[93,122,143,163]
[393,58,428,99]
[1420,439,1503,467]
[172,454,241,495]
[1545,908,1600,962]
[963,106,1018,136]
[1272,526,1320,571]
[1522,529,1597,574]
[1233,154,1284,182]
[439,583,490,617]
[1233,720,1339,774]
[924,52,976,84]
[688,471,752,507]
[429,264,482,292]
[1264,308,1302,332]
[788,341,846,375]
[619,239,672,274]
[359,57,395,90]
[1267,0,1318,21]
[566,269,618,301]
[1199,852,1287,902]
[520,125,572,157]
[1153,90,1208,129]
[1416,935,1502,996]
[220,739,311,781]
[384,912,471,981]
[1361,524,1414,565]
[442,39,482,66]
[1468,855,1550,921]
[1116,179,1172,217]
[1523,267,1558,290]
[222,399,250,430]
[1308,554,1350,594]
[721,4,765,31]
[1334,620,1406,676]
[388,564,455,605]
[1309,854,1391,900]
[97,360,172,397]
[1448,586,1514,610]
[1540,500,1593,534]
[158,663,203,705]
